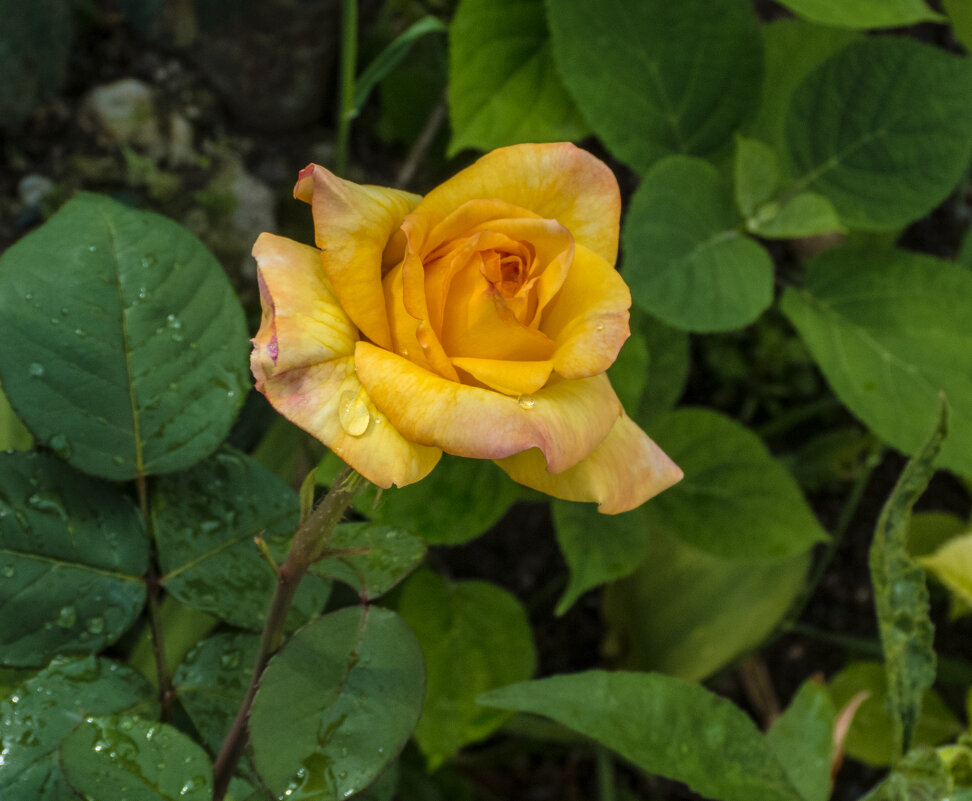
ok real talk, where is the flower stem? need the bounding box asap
[212,466,363,800]
[136,474,174,722]
[335,0,358,176]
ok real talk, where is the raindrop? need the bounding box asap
[166,314,181,329]
[595,321,605,332]
[1,565,14,578]
[27,492,67,520]
[339,390,371,437]
[48,434,72,459]
[74,328,87,339]
[28,363,44,378]
[141,254,157,268]
[112,455,125,465]
[517,394,536,410]
[88,245,97,252]
[56,606,77,628]
[87,617,105,635]
[172,333,184,343]
[137,287,147,300]
[60,307,69,317]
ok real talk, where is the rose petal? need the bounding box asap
[439,253,556,361]
[542,243,631,379]
[250,233,358,383]
[451,357,553,396]
[355,341,621,471]
[382,260,459,381]
[258,357,441,488]
[294,164,421,350]
[495,414,683,514]
[250,233,439,488]
[413,143,621,264]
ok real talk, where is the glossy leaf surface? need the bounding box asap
[0,193,249,480]
[0,656,155,800]
[0,452,147,667]
[155,448,330,629]
[60,714,213,801]
[250,606,424,799]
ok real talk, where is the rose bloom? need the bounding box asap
[251,143,681,513]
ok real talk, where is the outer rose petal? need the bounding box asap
[413,143,621,264]
[542,243,631,379]
[450,357,553,396]
[495,414,683,514]
[354,341,621,472]
[251,233,440,488]
[294,164,421,350]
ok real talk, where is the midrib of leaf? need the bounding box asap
[792,287,928,384]
[102,211,145,477]
[0,547,142,582]
[159,508,294,582]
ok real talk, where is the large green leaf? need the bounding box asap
[603,530,809,681]
[0,193,249,480]
[60,715,213,801]
[173,630,259,757]
[0,656,156,800]
[0,0,72,129]
[745,20,857,157]
[481,671,803,801]
[780,248,972,477]
[552,501,649,615]
[637,408,827,558]
[0,452,147,667]
[310,522,426,601]
[773,0,943,28]
[870,404,945,757]
[827,662,960,767]
[767,682,835,801]
[154,448,330,630]
[447,0,588,154]
[249,606,424,800]
[397,570,536,768]
[623,156,773,332]
[547,0,762,173]
[785,38,972,231]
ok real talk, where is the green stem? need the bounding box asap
[777,442,884,634]
[136,474,175,722]
[335,0,358,176]
[596,745,617,801]
[212,467,362,801]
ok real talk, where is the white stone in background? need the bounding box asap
[80,78,164,157]
[17,174,56,208]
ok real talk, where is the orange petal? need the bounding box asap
[382,260,459,382]
[542,243,631,379]
[355,341,621,471]
[413,143,621,264]
[450,357,553,396]
[294,164,421,350]
[440,253,556,361]
[496,414,683,514]
[258,357,441,488]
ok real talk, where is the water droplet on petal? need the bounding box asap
[339,390,371,437]
[517,394,536,410]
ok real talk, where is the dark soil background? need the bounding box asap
[3,2,971,800]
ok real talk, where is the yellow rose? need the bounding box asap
[251,143,681,513]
